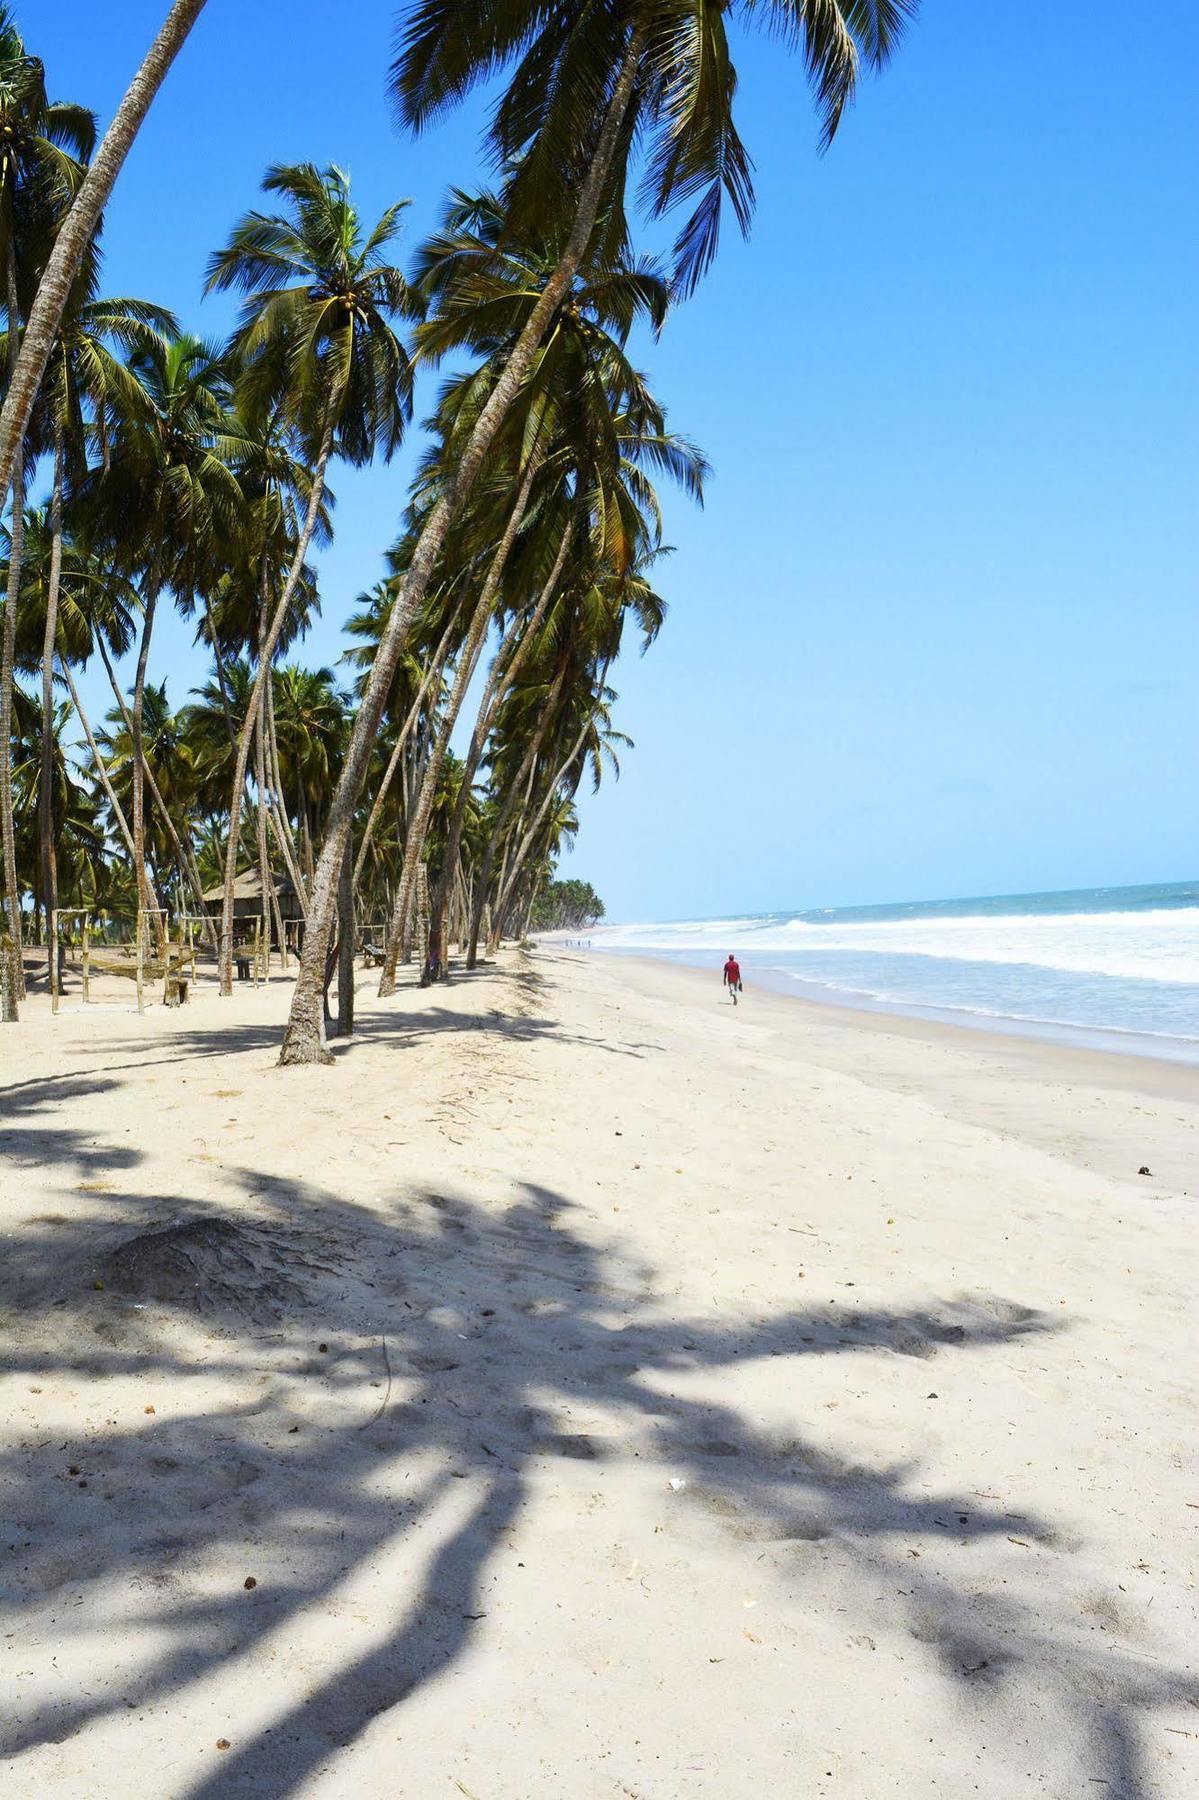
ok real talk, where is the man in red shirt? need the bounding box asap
[722,954,742,1005]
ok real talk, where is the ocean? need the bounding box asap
[587,880,1199,1062]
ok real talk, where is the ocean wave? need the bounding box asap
[593,906,1199,985]
[776,969,1199,1044]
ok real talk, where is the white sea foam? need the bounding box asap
[593,906,1199,986]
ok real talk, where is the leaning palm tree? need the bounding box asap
[281,0,916,1063]
[205,161,419,993]
[408,191,707,979]
[0,0,208,518]
[0,4,94,1005]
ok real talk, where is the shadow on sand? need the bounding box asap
[1,1061,1194,1799]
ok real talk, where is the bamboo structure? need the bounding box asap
[50,907,92,1014]
[174,912,210,983]
[62,907,193,1013]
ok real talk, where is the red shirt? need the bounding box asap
[723,958,741,985]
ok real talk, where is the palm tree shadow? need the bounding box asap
[0,1167,1192,1799]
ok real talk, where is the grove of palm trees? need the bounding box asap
[0,0,914,1053]
[6,12,1194,1800]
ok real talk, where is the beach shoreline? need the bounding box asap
[552,938,1199,1093]
[3,946,1196,1796]
[561,878,1199,1066]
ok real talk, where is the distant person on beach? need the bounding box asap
[723,954,742,1005]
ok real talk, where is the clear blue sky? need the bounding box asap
[34,2,1199,920]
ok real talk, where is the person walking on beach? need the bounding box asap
[723,954,743,1005]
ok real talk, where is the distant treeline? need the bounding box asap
[531,880,605,932]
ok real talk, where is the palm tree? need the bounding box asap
[344,557,474,896]
[95,680,198,910]
[32,285,173,971]
[281,0,914,1063]
[80,330,239,928]
[364,187,680,996]
[271,664,347,882]
[407,191,707,978]
[10,684,109,950]
[205,161,419,993]
[0,0,209,516]
[200,398,331,929]
[5,507,140,866]
[467,543,662,964]
[493,673,629,944]
[0,4,94,1003]
[185,657,248,815]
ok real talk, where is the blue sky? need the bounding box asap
[33,1,1199,920]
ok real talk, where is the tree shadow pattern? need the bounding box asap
[1,1085,1195,1799]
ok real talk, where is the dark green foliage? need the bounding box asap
[530,876,604,932]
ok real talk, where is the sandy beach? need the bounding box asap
[2,947,1196,1799]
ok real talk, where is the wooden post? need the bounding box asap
[82,916,90,1004]
[254,915,263,988]
[50,910,60,1015]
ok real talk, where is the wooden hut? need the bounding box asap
[201,871,304,950]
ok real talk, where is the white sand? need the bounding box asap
[1,946,1196,1798]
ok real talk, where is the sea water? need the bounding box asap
[590,881,1199,1062]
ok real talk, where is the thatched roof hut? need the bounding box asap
[200,871,304,923]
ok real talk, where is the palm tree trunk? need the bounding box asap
[378,453,541,998]
[351,603,459,890]
[265,666,306,904]
[467,660,570,966]
[253,714,273,970]
[62,660,135,858]
[494,819,552,949]
[457,861,471,953]
[96,634,205,935]
[129,589,160,939]
[496,707,602,927]
[201,589,236,746]
[219,403,336,995]
[298,783,315,885]
[280,26,647,1064]
[432,513,573,943]
[412,861,431,979]
[1,241,26,1009]
[246,590,286,966]
[183,842,217,951]
[0,0,210,508]
[1,440,25,1006]
[486,785,530,957]
[334,832,354,1038]
[38,423,66,982]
